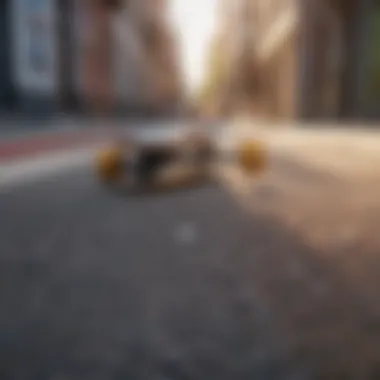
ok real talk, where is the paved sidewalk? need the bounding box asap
[221,119,380,256]
[229,118,380,175]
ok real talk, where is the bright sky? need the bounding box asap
[168,0,218,96]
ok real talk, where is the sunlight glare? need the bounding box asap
[168,0,218,96]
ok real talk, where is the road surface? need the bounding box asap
[0,163,287,380]
[2,127,380,379]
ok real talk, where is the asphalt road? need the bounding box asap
[1,156,380,379]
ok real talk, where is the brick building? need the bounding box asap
[0,0,181,117]
[83,0,182,116]
[136,0,183,113]
[251,0,379,121]
[212,0,252,115]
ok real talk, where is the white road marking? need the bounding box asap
[0,147,100,190]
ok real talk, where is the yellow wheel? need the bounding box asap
[238,139,267,174]
[96,147,124,183]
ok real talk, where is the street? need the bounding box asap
[1,164,284,380]
[0,0,378,376]
[2,127,380,379]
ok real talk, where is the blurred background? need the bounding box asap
[3,1,380,379]
[200,0,380,120]
[0,0,184,121]
[0,0,379,122]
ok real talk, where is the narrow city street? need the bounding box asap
[2,125,380,379]
[0,0,378,377]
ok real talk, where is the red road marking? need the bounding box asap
[0,130,114,163]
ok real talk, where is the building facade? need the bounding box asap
[252,0,379,121]
[0,0,91,115]
[2,0,61,114]
[253,0,299,119]
[0,0,181,117]
[82,0,182,116]
[134,0,183,114]
[0,0,16,112]
[210,0,251,115]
